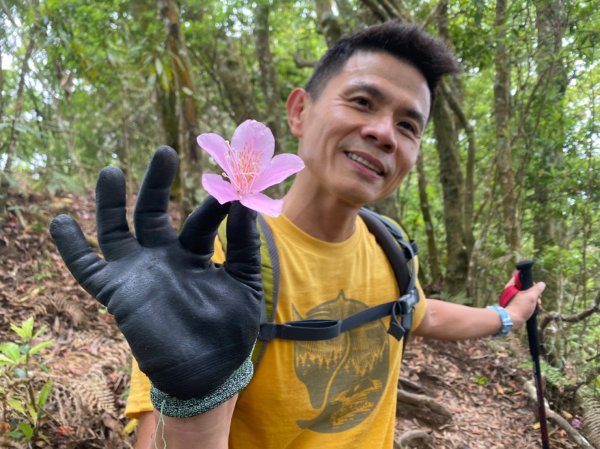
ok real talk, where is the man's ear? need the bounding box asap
[286,88,309,138]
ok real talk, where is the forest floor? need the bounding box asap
[0,189,583,448]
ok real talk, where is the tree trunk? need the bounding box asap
[215,32,259,123]
[493,0,520,257]
[530,0,568,311]
[371,196,399,220]
[0,46,4,122]
[253,3,284,153]
[360,0,408,22]
[53,99,82,175]
[160,0,202,214]
[431,93,469,295]
[119,96,134,201]
[439,80,476,258]
[314,0,342,48]
[416,152,442,288]
[432,2,469,295]
[1,0,39,174]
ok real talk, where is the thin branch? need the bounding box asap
[292,52,316,69]
[0,0,19,28]
[360,0,390,21]
[420,1,445,30]
[540,290,600,332]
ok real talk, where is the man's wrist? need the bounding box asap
[150,356,253,418]
[486,305,513,337]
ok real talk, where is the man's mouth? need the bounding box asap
[344,152,384,176]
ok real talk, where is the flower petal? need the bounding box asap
[251,153,305,192]
[197,133,231,176]
[202,174,239,204]
[231,120,275,166]
[240,192,283,217]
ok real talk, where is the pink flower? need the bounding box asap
[197,120,304,217]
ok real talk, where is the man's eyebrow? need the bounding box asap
[346,81,427,131]
[345,82,385,100]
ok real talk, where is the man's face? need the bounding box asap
[288,51,430,208]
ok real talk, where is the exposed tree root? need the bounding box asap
[396,388,453,429]
[394,429,435,449]
[523,380,596,449]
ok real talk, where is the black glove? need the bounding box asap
[50,147,262,408]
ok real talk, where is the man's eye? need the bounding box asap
[398,122,417,134]
[352,97,370,107]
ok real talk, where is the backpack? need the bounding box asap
[219,208,420,365]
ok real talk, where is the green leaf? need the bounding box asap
[6,429,23,439]
[8,398,26,416]
[10,317,34,341]
[472,374,489,386]
[0,343,22,363]
[29,339,55,356]
[154,57,164,76]
[37,380,53,410]
[27,402,38,425]
[17,422,34,440]
[32,325,48,340]
[181,86,194,96]
[158,70,170,92]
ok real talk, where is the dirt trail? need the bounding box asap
[0,191,580,448]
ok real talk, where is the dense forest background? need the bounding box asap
[0,0,598,447]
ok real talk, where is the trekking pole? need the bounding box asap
[516,260,550,449]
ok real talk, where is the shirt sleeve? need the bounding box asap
[124,358,153,418]
[411,278,428,330]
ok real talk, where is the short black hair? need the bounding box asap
[305,21,459,103]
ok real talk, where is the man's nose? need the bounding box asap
[361,115,397,152]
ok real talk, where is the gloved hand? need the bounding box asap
[50,147,262,416]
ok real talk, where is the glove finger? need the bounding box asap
[224,202,261,286]
[179,196,230,256]
[134,146,178,247]
[96,166,139,260]
[50,215,109,303]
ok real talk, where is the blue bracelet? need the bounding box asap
[487,305,513,337]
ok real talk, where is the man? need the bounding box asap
[51,22,544,449]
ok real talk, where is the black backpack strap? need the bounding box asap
[251,214,281,365]
[257,210,419,347]
[257,214,280,323]
[359,208,419,261]
[358,208,418,347]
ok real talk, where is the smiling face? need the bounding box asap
[287,51,431,209]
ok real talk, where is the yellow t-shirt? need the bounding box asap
[125,213,427,449]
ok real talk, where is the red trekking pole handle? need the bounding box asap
[516,260,550,449]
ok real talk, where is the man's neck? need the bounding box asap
[283,181,361,243]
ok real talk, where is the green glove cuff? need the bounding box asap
[150,356,254,418]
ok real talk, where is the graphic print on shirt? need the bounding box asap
[293,290,389,433]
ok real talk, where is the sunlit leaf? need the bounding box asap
[37,380,54,410]
[7,398,26,416]
[0,342,21,362]
[18,422,34,440]
[29,340,55,356]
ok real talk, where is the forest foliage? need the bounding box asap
[0,0,599,429]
